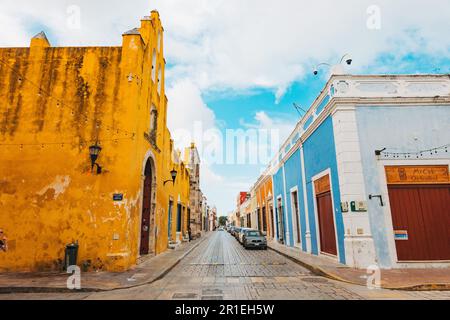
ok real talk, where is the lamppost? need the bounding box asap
[313,53,353,76]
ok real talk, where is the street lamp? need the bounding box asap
[313,53,353,76]
[89,142,102,174]
[164,168,178,185]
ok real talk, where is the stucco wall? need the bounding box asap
[303,116,346,264]
[355,105,450,268]
[272,167,286,241]
[0,11,191,272]
[283,149,307,250]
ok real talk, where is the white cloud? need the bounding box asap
[167,79,216,133]
[1,0,449,214]
[2,1,449,100]
[153,0,450,99]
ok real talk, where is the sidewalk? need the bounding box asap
[0,233,210,294]
[268,240,450,291]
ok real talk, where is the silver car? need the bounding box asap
[242,229,267,250]
[238,228,253,244]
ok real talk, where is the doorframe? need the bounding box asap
[276,195,285,244]
[137,150,158,258]
[311,168,340,262]
[267,200,274,239]
[168,197,174,242]
[289,186,302,248]
[376,159,450,268]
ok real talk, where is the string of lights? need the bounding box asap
[0,135,135,148]
[380,144,449,159]
[0,58,136,138]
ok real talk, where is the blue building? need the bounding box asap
[265,74,450,269]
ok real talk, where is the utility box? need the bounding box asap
[350,201,368,212]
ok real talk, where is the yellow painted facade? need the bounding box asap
[0,11,191,272]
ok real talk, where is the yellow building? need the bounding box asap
[0,11,192,272]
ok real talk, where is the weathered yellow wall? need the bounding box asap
[0,11,191,272]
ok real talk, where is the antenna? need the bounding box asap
[293,103,307,116]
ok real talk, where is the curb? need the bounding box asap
[0,234,209,295]
[268,246,450,292]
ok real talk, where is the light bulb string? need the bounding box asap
[380,143,449,157]
[0,135,135,147]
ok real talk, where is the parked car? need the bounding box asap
[238,228,253,244]
[242,229,267,250]
[233,227,242,239]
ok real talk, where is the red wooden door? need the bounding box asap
[140,172,152,255]
[388,184,450,261]
[317,192,337,256]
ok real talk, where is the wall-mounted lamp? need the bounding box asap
[89,142,102,174]
[163,168,178,186]
[375,148,386,156]
[369,194,384,207]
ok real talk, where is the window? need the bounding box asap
[149,105,158,147]
[246,231,262,237]
[157,31,161,51]
[151,49,157,82]
[158,67,163,94]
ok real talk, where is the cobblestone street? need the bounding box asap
[2,231,450,300]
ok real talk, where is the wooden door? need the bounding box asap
[140,169,152,255]
[269,205,275,238]
[262,206,267,233]
[316,191,337,256]
[388,184,450,261]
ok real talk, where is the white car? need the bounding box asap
[238,228,253,244]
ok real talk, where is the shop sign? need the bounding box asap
[386,165,449,185]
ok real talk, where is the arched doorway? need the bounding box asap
[140,158,155,255]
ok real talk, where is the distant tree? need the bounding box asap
[218,216,228,226]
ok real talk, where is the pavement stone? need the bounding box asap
[1,231,450,300]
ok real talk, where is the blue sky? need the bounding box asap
[202,51,450,215]
[1,0,449,215]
